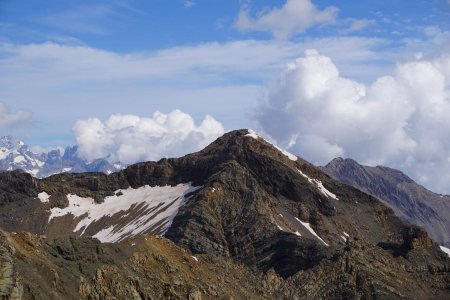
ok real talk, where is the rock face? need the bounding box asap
[323,157,450,247]
[0,136,123,178]
[0,130,449,299]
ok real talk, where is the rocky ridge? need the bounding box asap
[323,157,450,247]
[0,130,449,299]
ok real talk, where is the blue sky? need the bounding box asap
[1,0,447,144]
[1,0,450,192]
[1,1,448,49]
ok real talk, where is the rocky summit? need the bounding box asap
[0,129,449,299]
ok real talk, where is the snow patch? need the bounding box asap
[29,169,40,176]
[343,232,350,237]
[440,246,450,257]
[294,217,328,246]
[13,155,26,164]
[341,235,347,242]
[274,144,298,161]
[295,231,301,236]
[93,226,114,241]
[246,129,259,139]
[37,192,50,203]
[28,157,44,167]
[298,169,339,200]
[192,256,199,262]
[49,183,202,243]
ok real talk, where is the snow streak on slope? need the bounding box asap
[341,231,350,242]
[246,129,298,161]
[48,183,202,242]
[298,169,339,200]
[294,217,329,246]
[440,246,450,257]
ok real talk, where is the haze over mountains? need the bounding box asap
[0,130,449,299]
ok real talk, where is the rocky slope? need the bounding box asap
[0,136,123,178]
[0,130,449,299]
[0,230,272,299]
[323,158,450,247]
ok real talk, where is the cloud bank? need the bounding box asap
[254,49,450,194]
[0,37,386,86]
[0,102,33,128]
[73,110,224,164]
[235,0,338,39]
[0,37,389,144]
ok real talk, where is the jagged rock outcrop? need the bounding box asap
[0,130,449,299]
[322,157,450,247]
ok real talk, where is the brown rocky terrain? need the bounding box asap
[0,129,449,299]
[0,230,271,299]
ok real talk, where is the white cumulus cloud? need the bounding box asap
[73,110,224,164]
[235,0,338,39]
[0,102,33,127]
[254,49,450,194]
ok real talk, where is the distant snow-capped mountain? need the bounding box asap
[0,136,124,178]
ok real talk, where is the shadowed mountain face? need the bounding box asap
[323,157,450,247]
[0,130,449,299]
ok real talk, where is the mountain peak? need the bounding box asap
[325,157,359,168]
[0,135,26,149]
[201,129,299,163]
[0,135,14,142]
[324,157,414,184]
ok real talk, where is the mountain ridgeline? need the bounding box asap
[322,158,450,247]
[0,136,123,178]
[0,130,449,299]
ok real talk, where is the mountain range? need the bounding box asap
[0,136,123,178]
[0,129,449,299]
